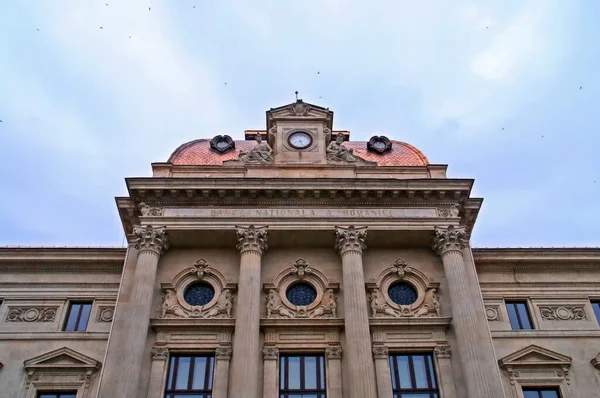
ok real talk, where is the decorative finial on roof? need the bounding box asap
[295,91,299,101]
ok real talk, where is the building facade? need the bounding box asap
[1,100,599,398]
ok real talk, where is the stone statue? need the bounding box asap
[203,289,233,318]
[238,134,273,163]
[309,289,337,318]
[368,288,400,318]
[266,289,294,318]
[161,289,186,318]
[415,288,440,317]
[326,133,365,163]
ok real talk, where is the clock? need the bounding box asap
[288,131,312,149]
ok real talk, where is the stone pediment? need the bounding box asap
[24,347,101,371]
[498,345,571,368]
[267,100,334,131]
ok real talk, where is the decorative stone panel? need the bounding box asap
[263,259,339,319]
[539,306,587,321]
[159,258,236,319]
[485,305,502,321]
[366,258,441,318]
[96,306,115,323]
[6,307,58,322]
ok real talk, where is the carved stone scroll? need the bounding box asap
[539,306,587,321]
[6,307,58,322]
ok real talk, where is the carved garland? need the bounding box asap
[366,258,441,318]
[264,258,339,319]
[159,258,236,319]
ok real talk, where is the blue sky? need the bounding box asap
[0,1,598,248]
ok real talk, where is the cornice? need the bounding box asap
[0,262,123,273]
[0,247,126,261]
[150,318,236,329]
[0,332,109,340]
[260,318,345,329]
[369,317,452,329]
[473,248,600,263]
[492,330,600,339]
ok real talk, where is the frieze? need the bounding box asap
[539,306,587,321]
[6,307,58,322]
[164,207,438,218]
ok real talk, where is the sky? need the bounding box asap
[0,0,598,248]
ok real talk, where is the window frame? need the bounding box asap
[389,352,440,398]
[505,300,535,330]
[37,392,78,398]
[164,354,215,398]
[279,354,327,398]
[590,300,600,325]
[522,386,562,398]
[62,301,93,332]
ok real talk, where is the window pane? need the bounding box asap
[412,355,428,388]
[541,391,560,398]
[506,303,521,329]
[175,357,191,389]
[390,357,397,389]
[207,357,214,390]
[427,355,437,388]
[78,303,92,331]
[288,356,301,389]
[304,356,317,389]
[65,303,81,331]
[280,357,286,389]
[167,356,176,388]
[523,391,540,398]
[400,394,430,398]
[192,357,207,389]
[395,355,412,388]
[319,356,325,388]
[39,395,58,398]
[592,302,600,323]
[516,303,532,329]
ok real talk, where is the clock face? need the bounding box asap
[288,131,312,149]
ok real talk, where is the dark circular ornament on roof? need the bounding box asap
[367,135,393,154]
[286,283,317,306]
[388,282,418,306]
[210,135,235,154]
[183,282,215,306]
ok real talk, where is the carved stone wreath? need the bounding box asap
[366,258,441,318]
[263,259,339,319]
[159,258,236,319]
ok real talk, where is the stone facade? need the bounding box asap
[1,100,599,398]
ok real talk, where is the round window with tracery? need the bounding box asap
[183,283,215,306]
[286,283,317,306]
[388,282,418,306]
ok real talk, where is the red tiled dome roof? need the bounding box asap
[168,139,428,166]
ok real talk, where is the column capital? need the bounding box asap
[431,225,467,256]
[236,225,268,254]
[326,344,343,359]
[434,344,452,358]
[263,345,279,360]
[216,344,232,360]
[151,345,169,360]
[133,225,169,256]
[335,226,367,255]
[372,343,389,359]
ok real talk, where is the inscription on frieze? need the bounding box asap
[164,208,438,218]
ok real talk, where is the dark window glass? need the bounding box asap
[38,393,78,398]
[522,387,561,398]
[591,301,600,324]
[184,283,215,306]
[388,282,418,306]
[506,300,534,330]
[389,353,439,398]
[286,283,317,306]
[165,355,214,398]
[63,302,92,332]
[279,355,326,398]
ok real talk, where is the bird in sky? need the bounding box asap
[100,26,103,29]
[580,86,583,90]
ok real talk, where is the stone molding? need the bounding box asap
[539,305,587,321]
[235,225,268,254]
[263,345,279,360]
[264,259,339,319]
[498,344,572,387]
[372,344,389,359]
[326,344,343,359]
[6,307,58,322]
[151,345,169,360]
[215,344,233,360]
[132,225,169,256]
[366,258,441,318]
[485,305,502,321]
[160,259,236,319]
[96,306,114,323]
[431,225,467,256]
[334,226,367,255]
[139,202,164,217]
[434,344,452,358]
[0,263,123,273]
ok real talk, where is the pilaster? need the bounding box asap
[262,345,279,398]
[213,343,232,398]
[372,343,393,398]
[325,344,343,398]
[146,345,169,398]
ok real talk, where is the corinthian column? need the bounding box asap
[229,225,268,398]
[431,226,505,398]
[98,225,169,398]
[335,226,378,398]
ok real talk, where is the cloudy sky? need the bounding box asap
[0,0,598,248]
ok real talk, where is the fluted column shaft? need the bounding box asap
[335,226,378,398]
[432,226,505,398]
[230,225,268,398]
[98,226,169,398]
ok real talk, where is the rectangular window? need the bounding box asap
[165,355,214,398]
[63,302,92,332]
[389,353,439,398]
[279,354,326,398]
[506,300,534,330]
[591,301,600,324]
[522,387,561,398]
[37,393,78,398]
